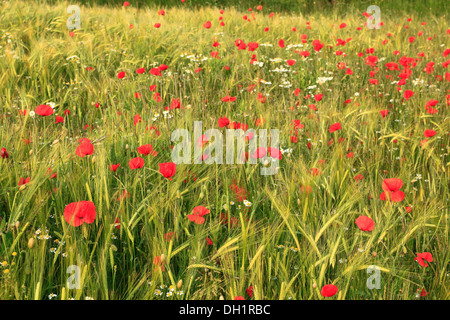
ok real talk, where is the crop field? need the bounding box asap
[0,0,448,301]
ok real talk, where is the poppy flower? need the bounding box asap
[64,201,96,227]
[218,117,230,128]
[321,284,338,297]
[136,68,145,74]
[415,252,433,268]
[403,90,414,100]
[129,157,144,169]
[55,116,64,124]
[76,139,94,157]
[424,129,436,137]
[153,256,166,271]
[35,104,54,116]
[137,144,158,156]
[117,71,125,79]
[420,288,430,297]
[246,286,253,297]
[380,178,405,202]
[268,147,282,160]
[154,23,161,28]
[187,206,210,224]
[329,122,341,133]
[286,59,296,66]
[252,147,266,159]
[355,216,375,231]
[1,148,8,159]
[203,21,211,29]
[18,177,30,186]
[234,296,245,300]
[314,93,323,101]
[206,237,213,246]
[134,114,142,125]
[159,162,176,180]
[109,163,120,172]
[278,39,285,48]
[380,110,389,118]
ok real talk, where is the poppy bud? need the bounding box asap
[199,192,204,199]
[263,160,269,166]
[312,283,317,289]
[53,139,59,145]
[125,144,129,149]
[219,295,224,300]
[110,244,118,252]
[371,252,377,257]
[177,279,183,289]
[160,254,166,263]
[15,221,20,229]
[18,185,27,191]
[28,238,35,249]
[176,190,181,199]
[297,198,301,205]
[29,149,33,155]
[91,156,96,163]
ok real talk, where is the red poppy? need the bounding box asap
[55,116,64,124]
[278,39,285,48]
[246,286,253,298]
[218,117,230,128]
[134,114,142,125]
[415,252,433,268]
[64,201,96,227]
[129,157,144,169]
[329,122,341,133]
[187,206,210,224]
[380,178,405,202]
[109,163,120,172]
[154,23,161,28]
[321,284,338,297]
[1,148,8,159]
[424,129,436,137]
[117,71,125,79]
[403,89,414,100]
[355,216,375,231]
[76,140,94,157]
[420,288,430,297]
[18,177,30,186]
[234,296,245,300]
[203,21,211,29]
[286,59,296,66]
[137,144,158,156]
[221,95,236,102]
[159,162,176,180]
[206,237,213,246]
[380,110,389,118]
[252,147,266,159]
[136,67,145,74]
[35,104,54,116]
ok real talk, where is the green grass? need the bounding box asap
[0,0,448,300]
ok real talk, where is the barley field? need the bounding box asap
[0,0,449,301]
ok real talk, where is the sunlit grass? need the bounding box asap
[0,0,448,300]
